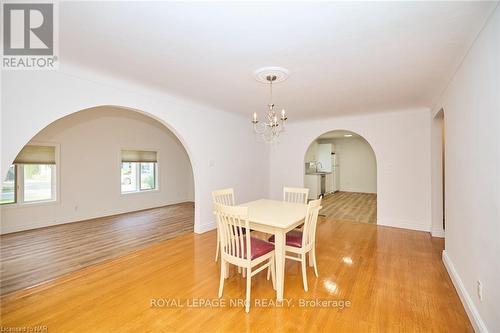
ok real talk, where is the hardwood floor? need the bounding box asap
[0,202,194,296]
[321,191,377,224]
[0,215,472,332]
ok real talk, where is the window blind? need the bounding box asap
[14,145,56,165]
[121,150,157,163]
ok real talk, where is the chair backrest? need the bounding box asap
[283,187,309,204]
[213,203,251,262]
[212,188,235,205]
[301,198,322,249]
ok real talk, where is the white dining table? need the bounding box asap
[239,199,308,301]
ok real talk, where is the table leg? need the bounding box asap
[274,230,285,301]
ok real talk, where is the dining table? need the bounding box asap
[238,199,308,301]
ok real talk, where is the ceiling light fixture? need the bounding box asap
[344,134,353,137]
[251,67,289,143]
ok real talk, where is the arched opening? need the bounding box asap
[304,129,377,224]
[0,106,195,295]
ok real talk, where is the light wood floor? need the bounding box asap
[0,202,194,296]
[322,191,377,224]
[0,217,472,332]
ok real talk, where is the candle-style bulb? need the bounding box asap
[281,109,287,120]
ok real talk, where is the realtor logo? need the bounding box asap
[2,2,58,69]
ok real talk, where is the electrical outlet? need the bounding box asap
[477,280,483,301]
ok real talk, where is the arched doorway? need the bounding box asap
[304,129,377,224]
[1,105,195,230]
[0,106,195,295]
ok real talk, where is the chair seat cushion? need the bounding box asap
[268,230,303,248]
[243,237,274,260]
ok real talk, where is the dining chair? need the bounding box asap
[283,187,309,204]
[268,198,322,292]
[284,187,310,230]
[214,203,276,313]
[212,188,236,262]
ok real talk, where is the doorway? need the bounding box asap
[432,109,445,233]
[303,129,377,224]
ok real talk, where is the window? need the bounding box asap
[23,164,54,202]
[1,165,16,204]
[140,162,156,190]
[121,150,157,193]
[1,145,57,205]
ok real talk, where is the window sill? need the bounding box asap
[120,189,159,196]
[0,199,59,210]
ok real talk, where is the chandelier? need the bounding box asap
[251,67,289,143]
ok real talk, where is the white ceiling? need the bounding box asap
[60,1,497,120]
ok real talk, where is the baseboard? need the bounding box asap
[194,221,216,234]
[431,228,445,238]
[377,218,431,232]
[442,250,488,333]
[339,189,377,194]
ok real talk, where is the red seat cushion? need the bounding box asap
[268,230,303,248]
[240,237,274,260]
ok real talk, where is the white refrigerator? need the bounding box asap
[332,154,339,192]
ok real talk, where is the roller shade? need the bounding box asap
[121,150,157,163]
[14,145,56,165]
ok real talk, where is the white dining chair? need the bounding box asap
[283,187,309,204]
[284,187,310,230]
[212,188,235,262]
[268,198,322,292]
[214,203,276,313]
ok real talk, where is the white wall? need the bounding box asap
[1,107,194,234]
[304,141,318,162]
[322,137,377,193]
[0,65,270,234]
[270,109,432,232]
[433,6,499,333]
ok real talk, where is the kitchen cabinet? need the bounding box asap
[305,141,336,198]
[304,174,321,200]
